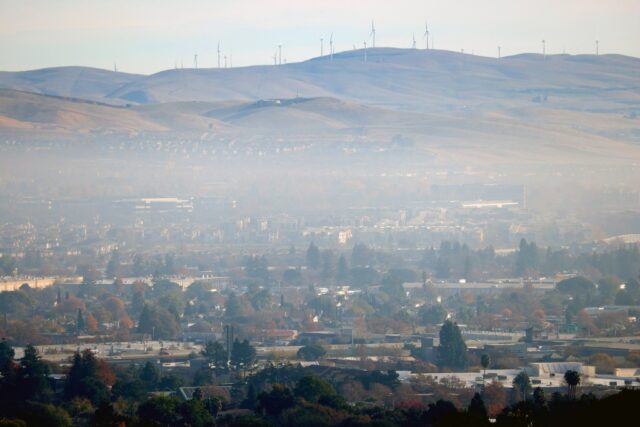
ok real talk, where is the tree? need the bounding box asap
[564,370,581,398]
[90,402,127,427]
[321,250,334,280]
[180,398,214,427]
[140,361,160,388]
[64,350,110,405]
[137,396,180,426]
[17,344,51,402]
[513,371,532,401]
[297,344,326,361]
[231,339,256,370]
[0,339,15,375]
[137,305,180,340]
[421,305,447,325]
[202,341,227,369]
[533,387,546,407]
[437,320,468,369]
[78,265,99,286]
[257,384,294,417]
[225,292,243,319]
[468,392,488,419]
[481,354,491,386]
[306,243,321,270]
[515,238,539,276]
[293,376,336,403]
[483,381,507,417]
[352,244,374,267]
[105,251,121,279]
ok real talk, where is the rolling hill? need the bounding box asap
[1,49,638,113]
[0,49,639,165]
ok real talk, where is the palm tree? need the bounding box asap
[481,354,491,388]
[564,369,581,398]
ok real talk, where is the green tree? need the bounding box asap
[437,320,468,369]
[225,292,243,319]
[140,361,160,388]
[0,339,15,375]
[533,387,546,407]
[105,251,121,279]
[90,402,127,427]
[231,339,256,370]
[468,392,488,419]
[64,350,109,405]
[17,344,51,402]
[76,309,86,335]
[257,384,294,417]
[179,398,214,427]
[297,344,326,361]
[421,304,447,325]
[293,376,336,403]
[19,403,72,427]
[137,396,180,427]
[306,242,321,270]
[202,341,227,369]
[564,370,581,398]
[481,354,491,387]
[513,371,532,400]
[321,250,334,280]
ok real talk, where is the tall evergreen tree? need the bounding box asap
[306,243,321,270]
[437,320,468,369]
[76,308,85,335]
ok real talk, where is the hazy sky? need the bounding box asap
[1,0,639,74]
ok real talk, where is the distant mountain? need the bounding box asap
[1,49,639,165]
[0,66,142,103]
[1,49,639,113]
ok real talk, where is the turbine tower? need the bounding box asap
[542,39,546,58]
[596,40,599,56]
[498,46,501,59]
[424,22,430,49]
[278,44,282,65]
[412,33,416,49]
[370,21,376,48]
[217,42,221,68]
[194,54,198,69]
[330,33,334,60]
[363,41,367,62]
[224,55,227,68]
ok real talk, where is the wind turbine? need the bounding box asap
[321,37,324,56]
[194,54,198,69]
[596,40,599,56]
[217,42,221,68]
[424,22,430,49]
[370,21,376,48]
[278,44,282,65]
[363,41,367,62]
[412,33,416,49]
[330,33,334,60]
[224,55,227,68]
[498,46,501,59]
[542,39,546,58]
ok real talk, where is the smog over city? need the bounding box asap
[1,1,640,426]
